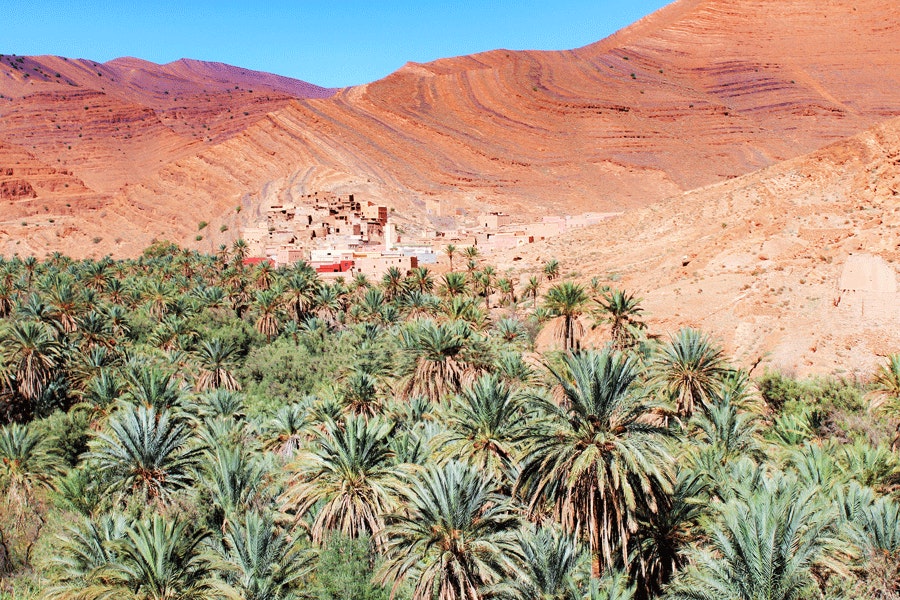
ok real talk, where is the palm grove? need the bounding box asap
[0,240,899,600]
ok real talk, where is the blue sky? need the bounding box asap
[3,1,671,88]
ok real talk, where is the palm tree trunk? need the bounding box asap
[591,551,602,580]
[590,493,607,580]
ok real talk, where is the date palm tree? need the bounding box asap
[516,350,674,578]
[475,269,495,309]
[283,269,319,324]
[382,266,405,302]
[522,275,541,309]
[543,282,589,352]
[0,283,15,318]
[440,271,469,298]
[201,443,268,530]
[630,470,707,599]
[377,460,521,600]
[496,277,516,307]
[253,261,276,290]
[870,354,900,449]
[398,320,482,403]
[86,404,200,503]
[104,277,128,306]
[76,310,115,351]
[104,304,131,338]
[22,255,38,289]
[443,296,487,330]
[46,275,82,334]
[434,374,523,484]
[43,513,130,599]
[194,284,227,313]
[400,290,440,321]
[494,351,538,388]
[262,404,307,459]
[198,389,246,421]
[493,527,585,600]
[352,287,386,323]
[194,338,241,391]
[444,244,457,271]
[350,271,371,295]
[0,320,62,412]
[104,515,213,600]
[216,244,230,266]
[665,476,840,600]
[846,495,900,596]
[150,314,196,351]
[692,395,761,463]
[253,289,282,342]
[79,369,124,416]
[16,293,57,331]
[212,510,313,600]
[232,238,250,265]
[281,414,395,544]
[339,369,384,418]
[593,289,646,351]
[142,279,175,320]
[83,260,110,293]
[494,317,528,347]
[0,422,62,507]
[543,259,560,281]
[409,266,435,294]
[314,284,344,325]
[122,365,184,411]
[650,328,729,420]
[226,272,252,319]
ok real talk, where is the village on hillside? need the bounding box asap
[241,192,619,278]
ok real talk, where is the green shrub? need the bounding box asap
[758,371,805,412]
[758,371,865,414]
[241,337,347,416]
[313,533,388,600]
[31,410,90,467]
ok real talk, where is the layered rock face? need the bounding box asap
[1,0,900,256]
[0,54,334,254]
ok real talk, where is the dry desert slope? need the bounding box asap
[2,0,900,256]
[0,54,334,254]
[498,116,900,376]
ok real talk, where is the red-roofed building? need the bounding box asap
[314,260,354,273]
[242,257,274,266]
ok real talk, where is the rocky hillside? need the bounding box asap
[1,0,899,256]
[501,116,900,376]
[0,54,334,254]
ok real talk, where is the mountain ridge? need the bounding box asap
[1,0,899,256]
